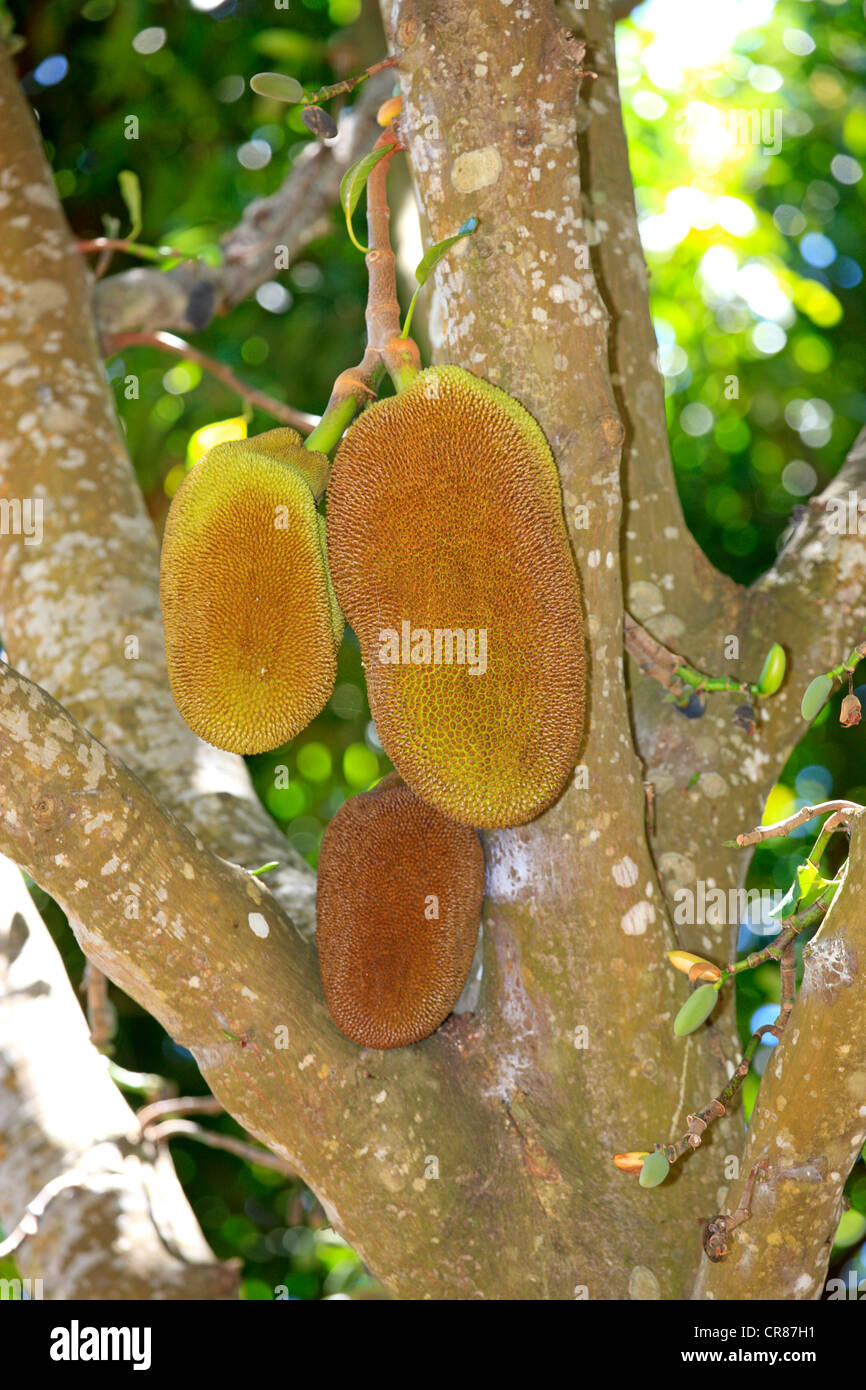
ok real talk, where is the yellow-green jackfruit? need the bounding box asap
[160,429,340,754]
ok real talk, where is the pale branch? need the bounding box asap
[105,331,320,435]
[747,427,866,677]
[0,856,238,1298]
[92,74,390,338]
[571,4,866,1024]
[735,800,860,848]
[695,813,866,1299]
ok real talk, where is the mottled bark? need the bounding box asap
[0,857,237,1299]
[0,0,864,1303]
[695,814,866,1299]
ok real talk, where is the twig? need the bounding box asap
[104,330,319,435]
[664,1025,779,1165]
[84,961,114,1050]
[0,1164,104,1259]
[137,1094,223,1131]
[703,1159,770,1261]
[107,1061,172,1097]
[143,1118,296,1177]
[664,938,806,1168]
[776,940,797,1033]
[79,237,194,263]
[735,801,860,848]
[305,55,398,106]
[624,612,779,714]
[624,612,727,705]
[719,924,799,982]
[717,880,839,985]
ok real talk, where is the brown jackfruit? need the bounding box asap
[316,774,484,1049]
[325,365,584,828]
[160,429,340,754]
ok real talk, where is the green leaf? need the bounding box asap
[639,1151,670,1188]
[755,642,786,697]
[770,860,812,919]
[415,218,479,287]
[339,145,394,253]
[249,71,304,103]
[799,872,837,912]
[402,218,479,338]
[118,169,142,241]
[769,861,832,919]
[801,673,834,721]
[673,982,719,1036]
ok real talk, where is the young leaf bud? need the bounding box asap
[612,1152,651,1175]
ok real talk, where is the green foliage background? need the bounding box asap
[3,0,866,1297]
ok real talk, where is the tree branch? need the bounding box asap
[695,813,866,1299]
[0,856,238,1298]
[92,75,390,338]
[0,659,537,1300]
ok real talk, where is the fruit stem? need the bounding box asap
[308,127,421,458]
[364,127,420,393]
[304,348,385,455]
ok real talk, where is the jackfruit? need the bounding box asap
[325,365,585,828]
[160,429,340,754]
[316,774,484,1049]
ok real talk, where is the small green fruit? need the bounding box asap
[801,674,834,722]
[639,1151,670,1188]
[756,642,786,697]
[673,982,719,1037]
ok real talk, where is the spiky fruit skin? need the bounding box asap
[326,366,585,828]
[160,430,341,755]
[316,775,484,1049]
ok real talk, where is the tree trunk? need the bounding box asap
[1,4,865,1300]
